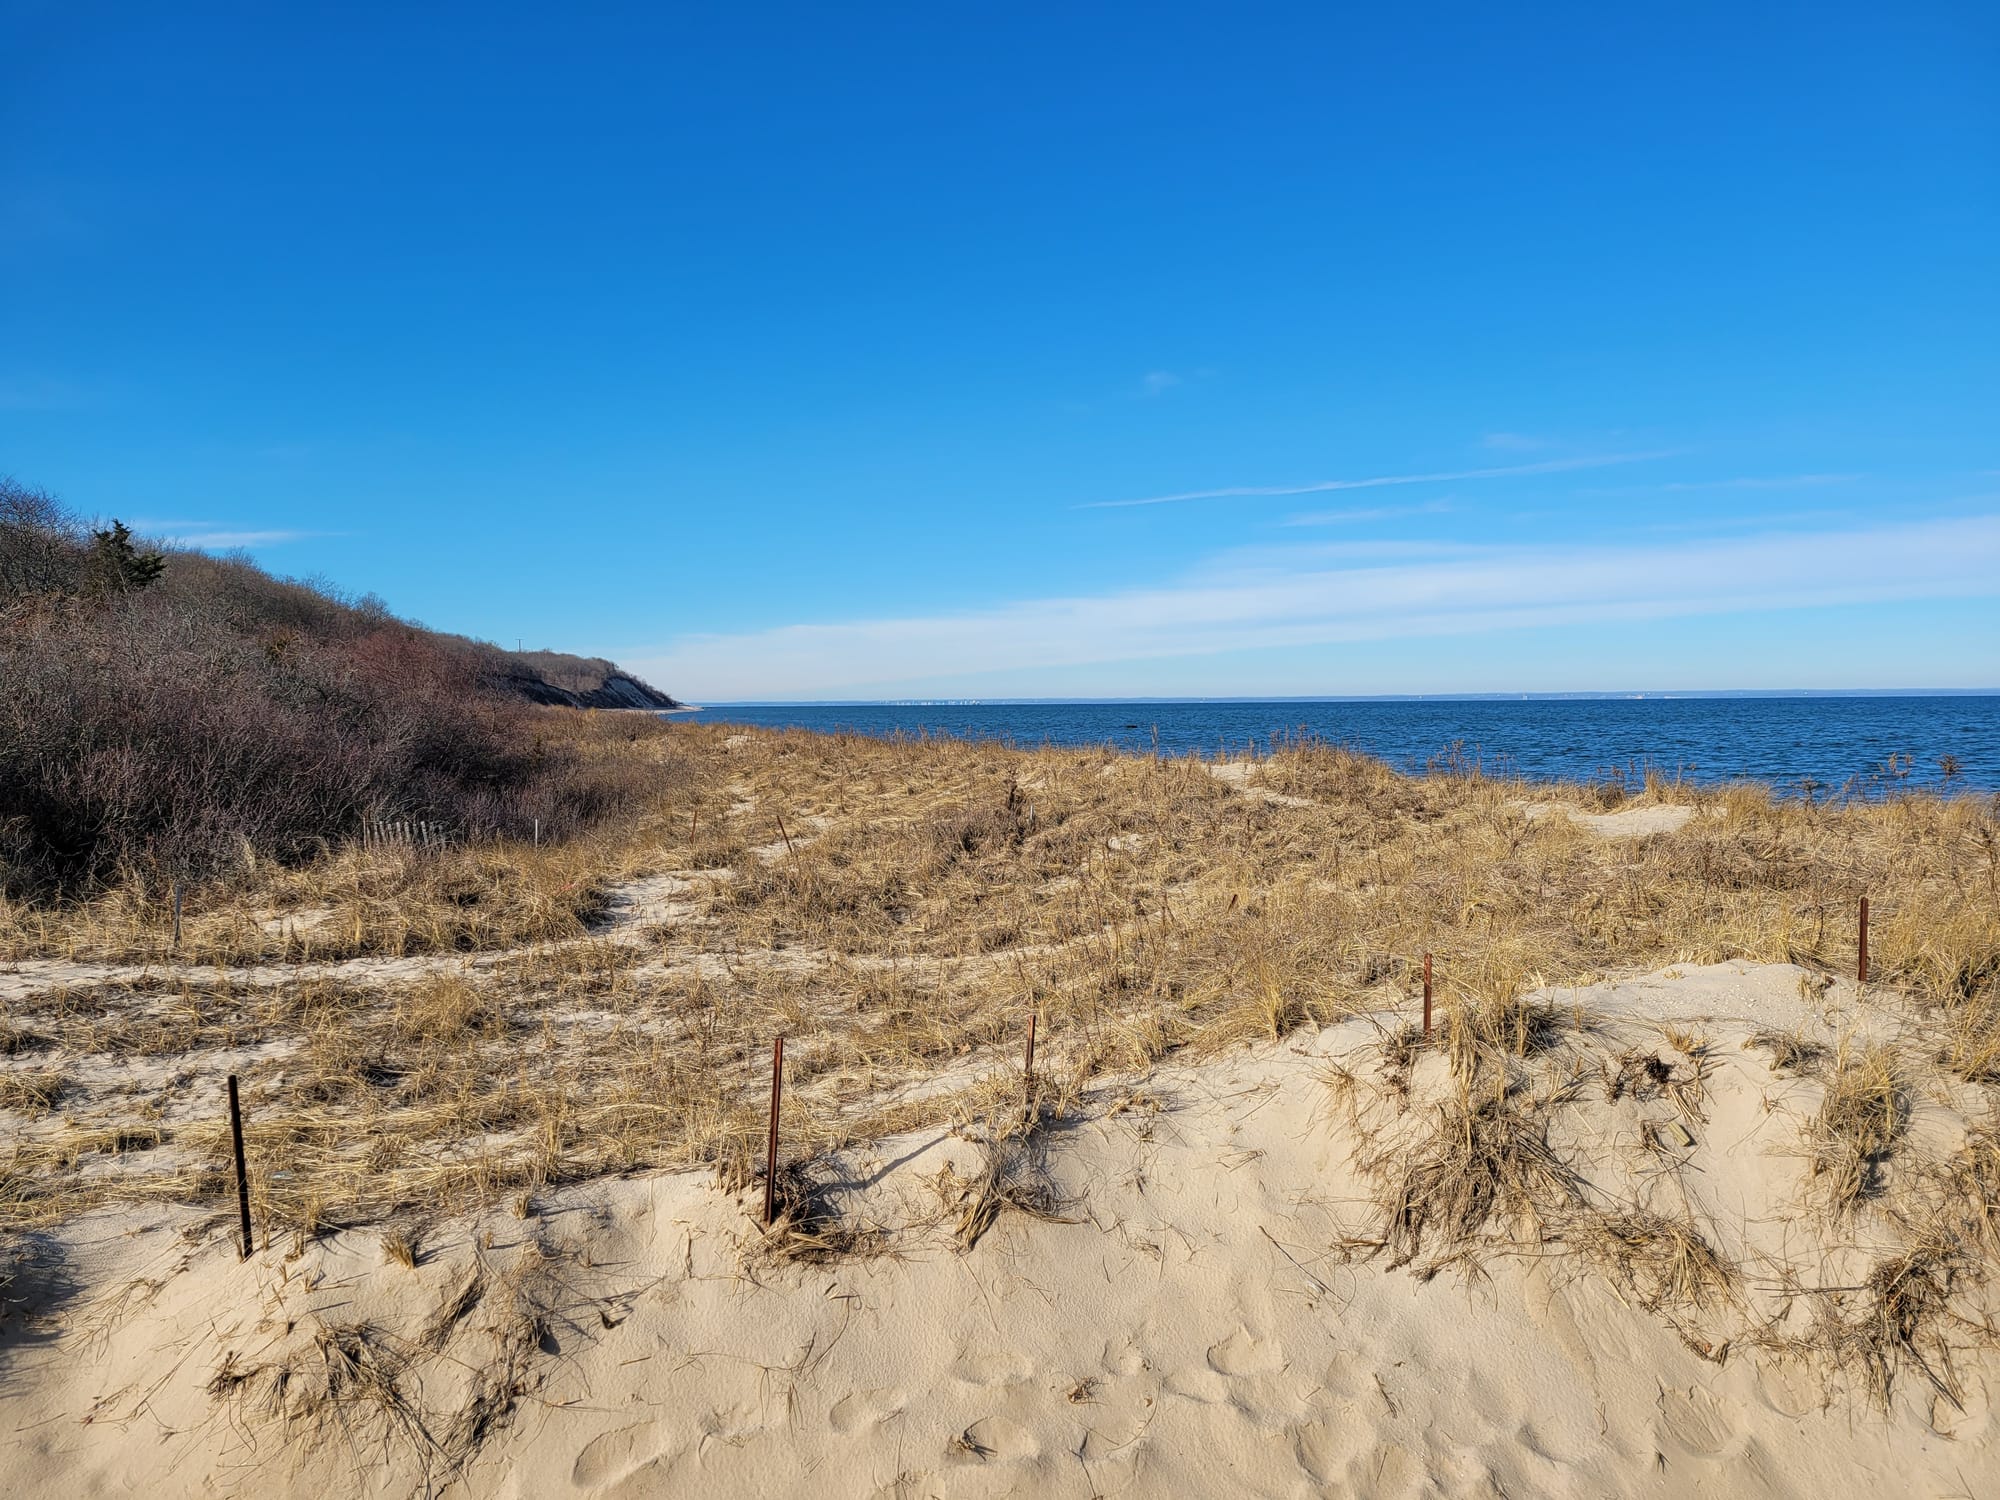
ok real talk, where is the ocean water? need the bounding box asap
[677,696,2000,795]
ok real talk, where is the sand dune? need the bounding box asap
[6,961,1996,1498]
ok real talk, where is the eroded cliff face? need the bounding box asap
[494,657,680,710]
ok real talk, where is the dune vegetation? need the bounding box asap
[0,478,674,899]
[3,722,1994,1236]
[4,698,2000,1492]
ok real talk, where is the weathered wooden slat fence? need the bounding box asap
[359,819,459,851]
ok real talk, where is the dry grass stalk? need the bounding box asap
[3,723,1997,1257]
[1378,1092,1582,1269]
[756,1158,877,1264]
[206,1240,582,1487]
[1746,1027,1827,1075]
[1808,1040,1909,1212]
[0,1070,66,1116]
[1566,1210,1735,1314]
[1755,1230,1971,1411]
[935,1110,1071,1253]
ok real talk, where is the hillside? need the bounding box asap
[0,478,679,895]
[497,650,680,711]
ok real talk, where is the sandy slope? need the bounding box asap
[1518,801,1699,838]
[4,963,1996,1499]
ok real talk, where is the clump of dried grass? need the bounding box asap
[393,974,496,1047]
[1948,1119,2000,1257]
[1566,1210,1735,1314]
[1808,1040,1908,1212]
[209,1240,580,1488]
[0,1021,48,1056]
[756,1157,877,1264]
[934,1109,1072,1253]
[1749,1119,2000,1410]
[1440,989,1574,1088]
[1604,1043,1711,1126]
[1378,1091,1582,1270]
[0,1069,67,1115]
[1755,1229,1971,1411]
[1939,987,2000,1084]
[1746,1027,1827,1075]
[380,1229,420,1269]
[1372,1019,1428,1099]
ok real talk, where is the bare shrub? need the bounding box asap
[0,488,677,897]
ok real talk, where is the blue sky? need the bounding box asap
[5,2,1997,700]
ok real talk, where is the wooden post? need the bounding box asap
[171,879,183,952]
[1858,897,1869,984]
[533,817,540,849]
[775,811,797,861]
[763,1036,785,1227]
[228,1075,253,1260]
[1422,953,1433,1038]
[1024,1012,1038,1113]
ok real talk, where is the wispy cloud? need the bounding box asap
[135,520,318,550]
[1139,370,1181,397]
[1082,450,1676,509]
[170,530,314,549]
[1282,499,1453,527]
[1584,473,1858,496]
[625,513,2000,699]
[1640,507,1855,534]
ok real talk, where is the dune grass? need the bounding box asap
[0,723,1993,1252]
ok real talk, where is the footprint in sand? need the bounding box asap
[570,1424,663,1488]
[829,1387,907,1434]
[1290,1415,1347,1484]
[950,1347,1034,1387]
[1657,1384,1732,1457]
[954,1415,1037,1462]
[1205,1326,1283,1377]
[1344,1441,1424,1497]
[1754,1359,1823,1419]
[1073,1372,1158,1459]
[1930,1376,1989,1439]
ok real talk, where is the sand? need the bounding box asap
[5,961,1997,1498]
[1518,800,1699,838]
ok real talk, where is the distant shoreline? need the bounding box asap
[670,696,2000,795]
[691,689,2000,707]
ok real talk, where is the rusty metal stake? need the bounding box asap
[763,1035,785,1227]
[1024,1012,1038,1113]
[228,1075,253,1260]
[1422,953,1433,1038]
[775,811,797,861]
[1858,897,1869,984]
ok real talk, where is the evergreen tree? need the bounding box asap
[84,520,166,596]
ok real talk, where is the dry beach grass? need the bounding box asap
[4,721,2000,1493]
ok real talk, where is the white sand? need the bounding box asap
[4,962,1996,1497]
[1204,760,1315,806]
[1519,801,1698,838]
[1200,761,1699,836]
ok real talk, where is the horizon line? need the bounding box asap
[679,688,2000,707]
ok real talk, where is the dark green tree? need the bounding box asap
[84,520,166,596]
